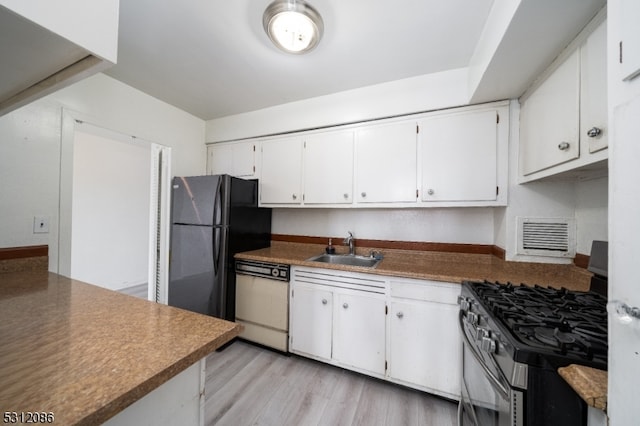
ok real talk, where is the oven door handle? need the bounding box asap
[458,310,510,400]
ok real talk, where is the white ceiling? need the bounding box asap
[104,0,605,121]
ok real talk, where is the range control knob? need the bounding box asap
[457,295,471,312]
[271,268,279,277]
[475,327,489,340]
[467,312,479,326]
[481,336,497,354]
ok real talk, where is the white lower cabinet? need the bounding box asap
[333,292,386,375]
[289,266,461,399]
[388,278,462,399]
[289,267,387,377]
[289,284,333,360]
[259,136,303,205]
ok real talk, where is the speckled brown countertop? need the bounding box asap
[558,364,608,410]
[236,241,593,291]
[0,271,241,425]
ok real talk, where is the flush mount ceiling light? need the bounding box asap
[263,0,324,54]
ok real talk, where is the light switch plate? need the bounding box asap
[33,216,49,234]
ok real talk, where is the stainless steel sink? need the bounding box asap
[306,253,381,268]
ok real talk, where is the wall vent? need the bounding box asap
[516,217,576,258]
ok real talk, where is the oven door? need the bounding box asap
[458,311,522,426]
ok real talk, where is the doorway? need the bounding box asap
[58,112,171,301]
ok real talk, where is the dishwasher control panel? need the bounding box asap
[235,259,290,282]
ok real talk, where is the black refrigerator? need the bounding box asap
[168,175,271,320]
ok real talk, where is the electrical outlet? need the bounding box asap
[33,216,49,234]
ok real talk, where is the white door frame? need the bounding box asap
[58,109,171,301]
[148,143,172,303]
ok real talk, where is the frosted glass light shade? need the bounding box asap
[263,0,323,54]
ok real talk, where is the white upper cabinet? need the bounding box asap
[620,0,640,81]
[520,49,580,176]
[207,141,256,178]
[259,136,303,205]
[420,108,498,202]
[355,121,418,204]
[519,14,608,182]
[581,20,608,154]
[255,101,508,207]
[0,0,119,116]
[303,130,354,204]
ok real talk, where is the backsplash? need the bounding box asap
[0,246,48,273]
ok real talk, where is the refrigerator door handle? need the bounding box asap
[213,227,220,276]
[213,176,222,226]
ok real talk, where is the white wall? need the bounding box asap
[52,74,206,178]
[71,127,150,290]
[575,176,608,254]
[0,73,205,273]
[206,68,470,142]
[500,101,578,263]
[0,100,61,250]
[272,208,495,245]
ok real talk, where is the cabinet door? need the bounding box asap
[333,292,386,375]
[620,0,640,81]
[207,142,256,177]
[260,137,303,204]
[289,284,332,360]
[207,144,232,175]
[581,20,608,153]
[389,299,461,398]
[355,121,418,203]
[520,49,580,176]
[420,110,497,202]
[303,131,354,204]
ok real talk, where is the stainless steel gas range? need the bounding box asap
[457,281,608,426]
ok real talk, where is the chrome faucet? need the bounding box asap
[344,231,355,255]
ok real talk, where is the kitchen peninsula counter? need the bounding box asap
[236,241,593,291]
[0,271,241,425]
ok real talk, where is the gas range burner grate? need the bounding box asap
[468,280,608,365]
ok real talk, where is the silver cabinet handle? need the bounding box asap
[292,194,297,200]
[343,303,349,309]
[587,127,602,138]
[558,142,571,151]
[396,312,404,319]
[427,189,434,196]
[343,193,349,199]
[361,192,367,198]
[321,299,327,305]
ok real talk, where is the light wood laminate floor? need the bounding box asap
[205,340,458,426]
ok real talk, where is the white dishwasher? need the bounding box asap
[235,259,290,351]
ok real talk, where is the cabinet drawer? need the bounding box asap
[390,279,460,304]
